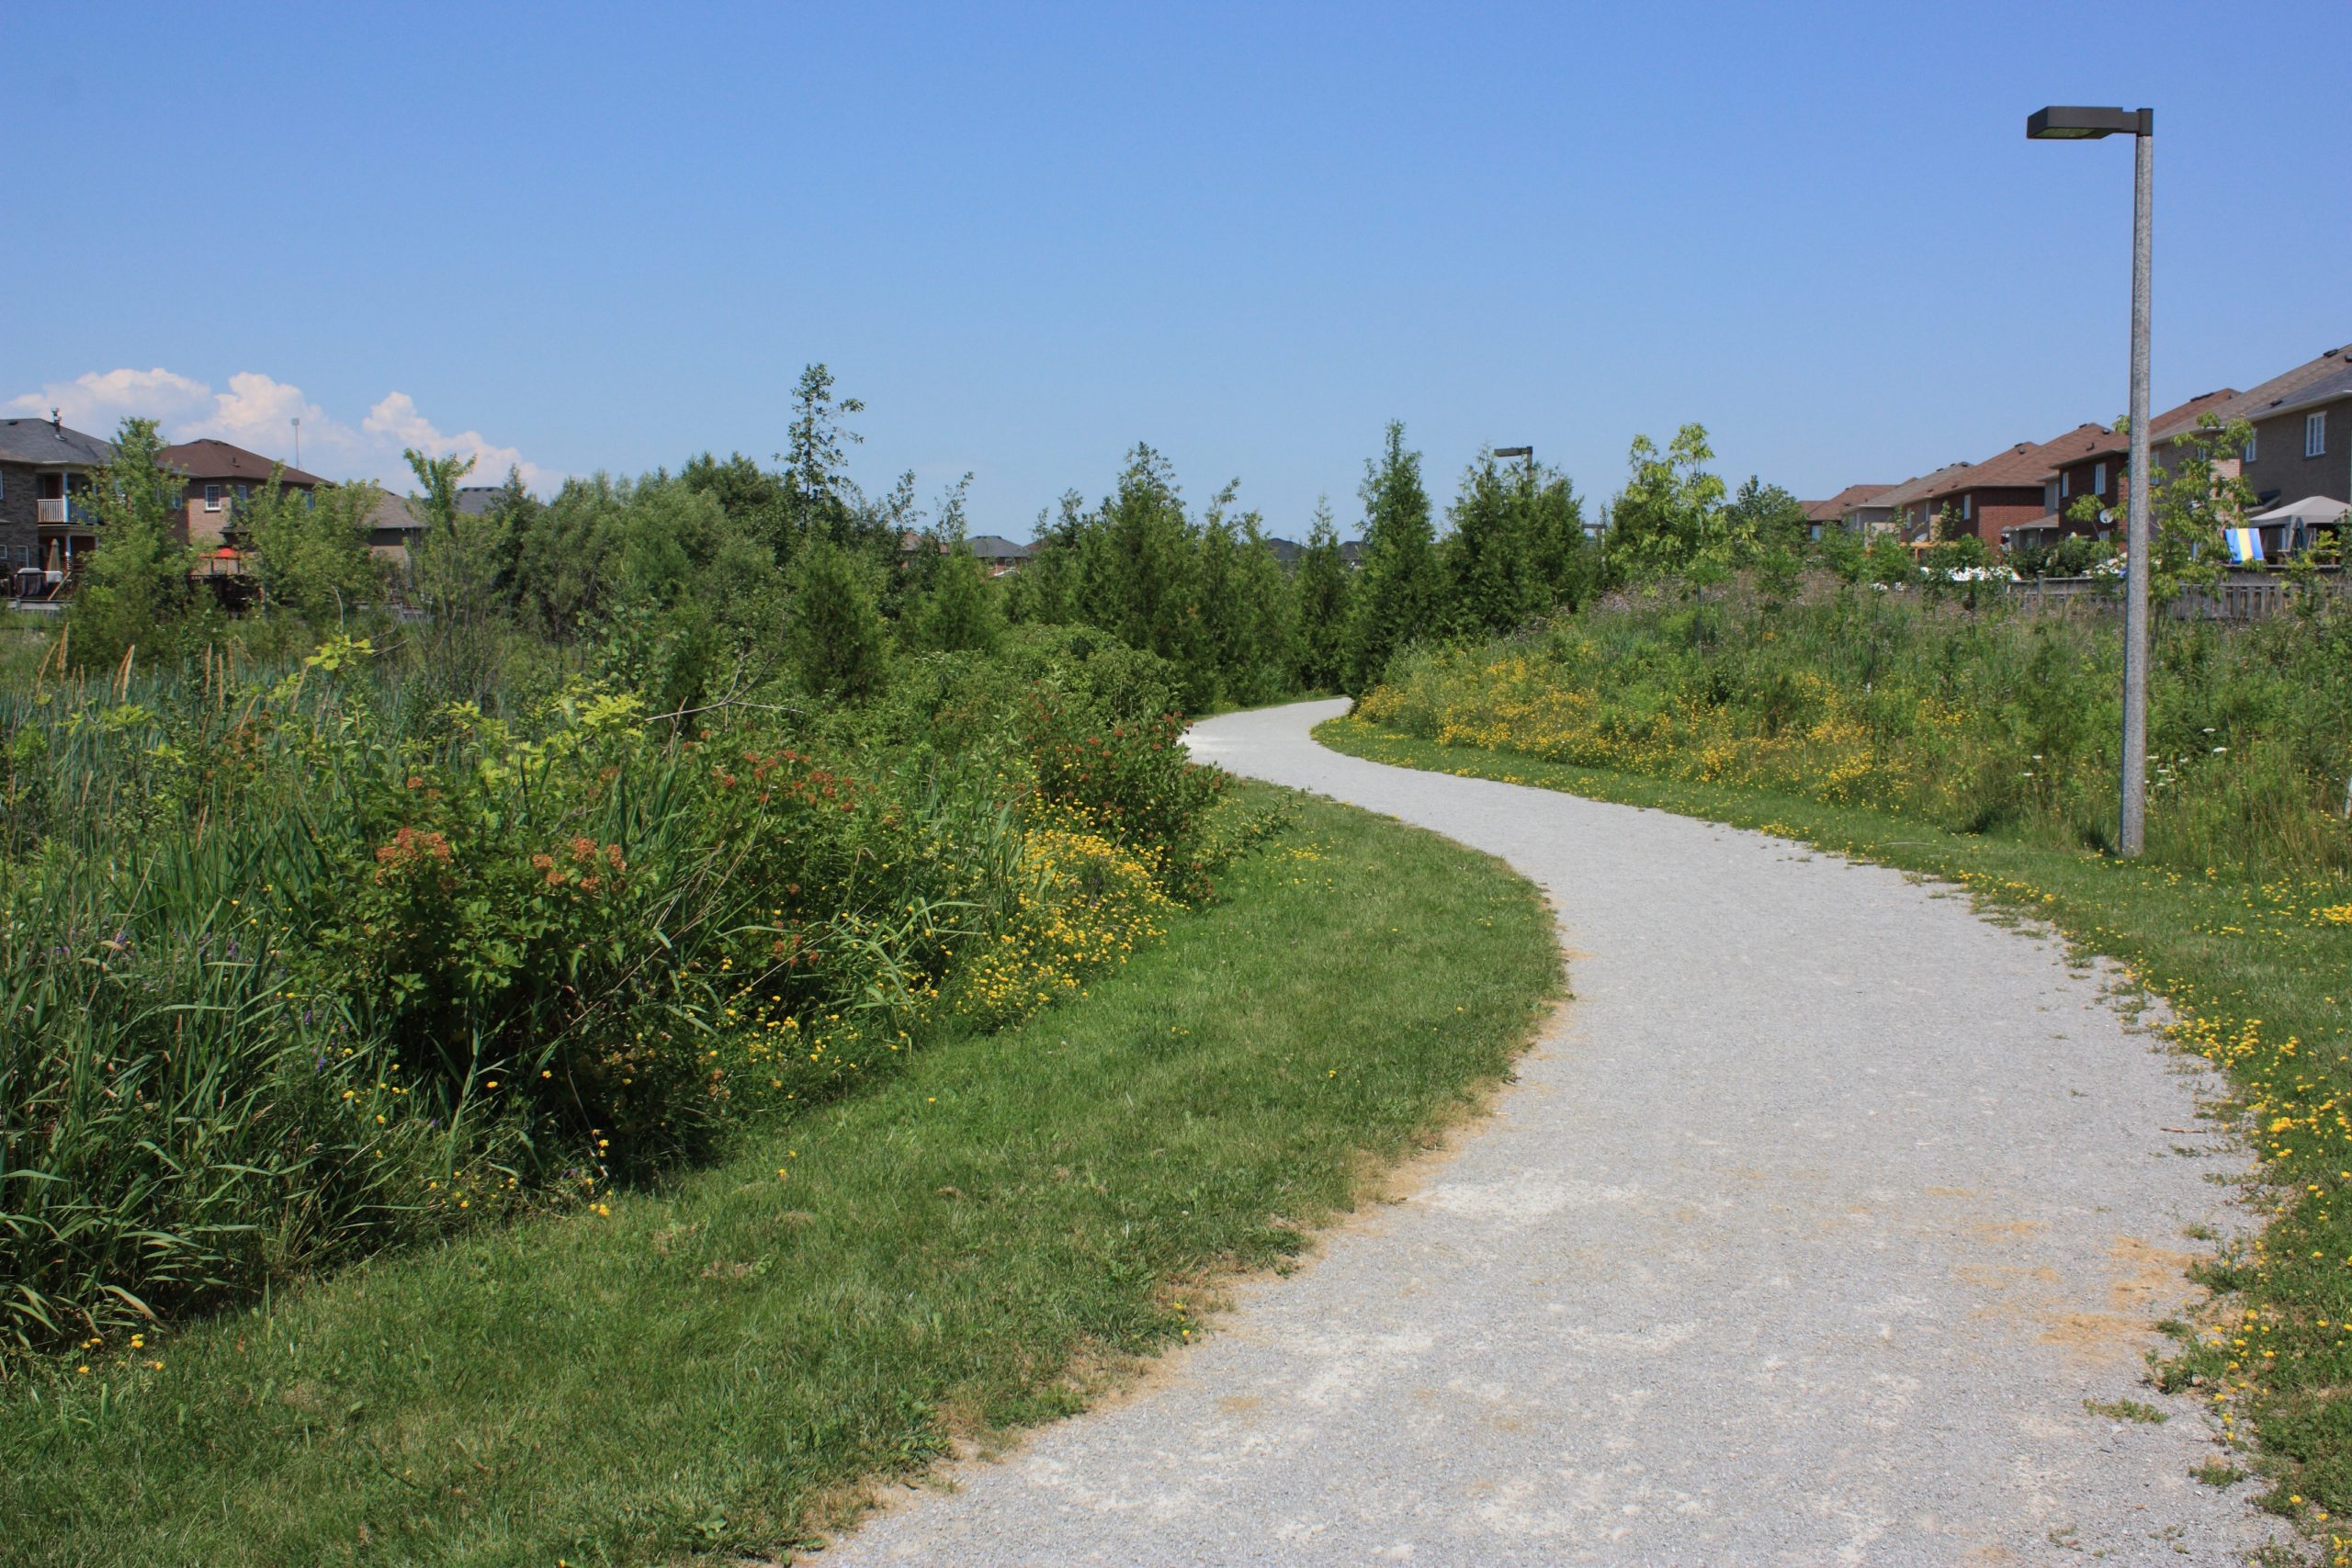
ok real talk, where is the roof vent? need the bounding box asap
[50,407,62,434]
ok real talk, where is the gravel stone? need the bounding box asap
[820,699,2276,1565]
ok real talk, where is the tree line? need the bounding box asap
[59,369,1858,708]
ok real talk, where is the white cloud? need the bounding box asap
[363,392,556,492]
[4,368,557,495]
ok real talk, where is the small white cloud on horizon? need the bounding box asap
[4,369,558,495]
[362,392,556,492]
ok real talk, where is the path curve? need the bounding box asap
[823,699,2267,1565]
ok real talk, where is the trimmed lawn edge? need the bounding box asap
[0,782,1564,1568]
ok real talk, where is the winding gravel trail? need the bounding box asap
[822,699,2269,1565]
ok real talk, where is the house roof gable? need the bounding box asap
[156,438,324,487]
[1804,483,1895,522]
[0,417,114,468]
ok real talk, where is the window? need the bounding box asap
[2308,411,2328,458]
[1962,495,1973,521]
[2060,470,2070,498]
[2245,429,2258,463]
[235,484,250,502]
[204,483,222,512]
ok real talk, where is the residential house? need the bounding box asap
[2007,390,2239,553]
[2191,342,2352,494]
[365,492,432,565]
[2233,362,2352,558]
[967,535,1032,575]
[1802,483,1894,540]
[0,413,113,595]
[1911,431,2112,553]
[456,486,506,517]
[1857,463,1973,540]
[156,438,323,549]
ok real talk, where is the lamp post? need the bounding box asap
[2029,104,2153,858]
[1494,446,1535,483]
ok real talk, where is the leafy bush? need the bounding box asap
[0,625,1238,1357]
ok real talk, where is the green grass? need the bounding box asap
[0,782,1559,1567]
[1317,712,2352,1523]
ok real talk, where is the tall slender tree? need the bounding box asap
[1343,422,1442,692]
[1295,501,1351,690]
[66,417,195,670]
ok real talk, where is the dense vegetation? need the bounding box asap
[0,786,1558,1567]
[1361,583,2352,883]
[0,620,1260,1355]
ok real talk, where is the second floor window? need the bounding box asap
[2308,412,2328,458]
[1962,495,1973,521]
[2245,429,2258,463]
[2093,462,2107,494]
[204,484,223,512]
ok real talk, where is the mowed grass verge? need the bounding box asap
[0,782,1560,1568]
[1317,712,2352,1527]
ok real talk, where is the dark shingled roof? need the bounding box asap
[2200,343,2352,426]
[157,438,323,486]
[2256,363,2352,423]
[1869,463,1975,511]
[0,417,113,468]
[1920,430,2107,501]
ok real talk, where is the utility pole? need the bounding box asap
[2029,105,2154,857]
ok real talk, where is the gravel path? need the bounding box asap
[820,698,2270,1565]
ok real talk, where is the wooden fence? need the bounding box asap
[2005,567,2344,623]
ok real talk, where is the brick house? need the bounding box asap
[155,438,324,549]
[1910,433,2110,553]
[2236,362,2352,509]
[0,413,113,595]
[2007,390,2241,553]
[1801,483,1894,540]
[1855,464,1972,539]
[2190,342,2352,487]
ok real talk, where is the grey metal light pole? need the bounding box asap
[2029,105,2154,857]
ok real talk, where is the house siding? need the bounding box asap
[0,461,39,572]
[2242,394,2352,507]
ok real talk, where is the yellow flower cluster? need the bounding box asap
[947,822,1172,1031]
[1358,653,1917,808]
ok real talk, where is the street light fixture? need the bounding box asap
[1494,446,1535,482]
[2029,103,2154,859]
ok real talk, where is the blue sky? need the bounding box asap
[7,1,2348,537]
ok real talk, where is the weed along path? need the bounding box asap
[822,698,2272,1566]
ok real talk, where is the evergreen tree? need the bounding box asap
[906,477,999,654]
[786,538,888,700]
[1003,492,1085,626]
[66,417,195,671]
[1295,501,1351,690]
[1193,487,1244,706]
[1519,468,1595,608]
[1225,511,1298,705]
[1342,422,1442,693]
[779,363,866,551]
[1441,452,1546,635]
[1076,445,1205,702]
